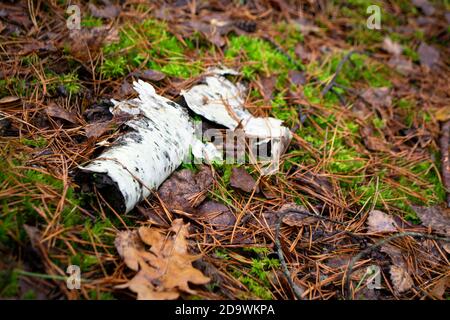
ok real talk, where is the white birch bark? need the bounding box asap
[77,80,194,213]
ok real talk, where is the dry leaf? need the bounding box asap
[381,245,406,268]
[361,87,392,109]
[367,210,397,233]
[115,219,210,300]
[418,42,440,68]
[388,55,414,75]
[196,200,236,229]
[0,96,21,108]
[88,3,120,19]
[411,205,450,235]
[412,0,435,16]
[259,75,277,102]
[114,230,144,271]
[134,69,166,82]
[158,166,213,213]
[230,167,259,193]
[46,103,78,124]
[68,26,119,62]
[390,265,413,293]
[288,70,306,86]
[432,106,450,122]
[263,203,316,228]
[430,277,449,299]
[360,126,388,152]
[85,121,112,138]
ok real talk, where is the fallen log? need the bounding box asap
[76,69,292,213]
[76,80,195,213]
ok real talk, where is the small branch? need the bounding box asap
[321,51,355,97]
[439,120,450,207]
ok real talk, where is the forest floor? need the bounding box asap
[0,0,449,300]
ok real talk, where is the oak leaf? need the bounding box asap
[115,219,210,300]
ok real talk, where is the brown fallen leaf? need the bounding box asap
[157,166,213,213]
[388,55,414,75]
[195,200,236,229]
[381,244,406,268]
[68,26,119,62]
[418,42,440,69]
[411,206,450,235]
[88,3,121,19]
[263,203,317,228]
[389,265,413,293]
[412,0,435,16]
[85,121,112,139]
[46,103,78,124]
[133,69,166,82]
[136,205,169,227]
[288,70,306,86]
[115,219,210,300]
[367,210,397,233]
[19,41,57,56]
[259,75,277,103]
[115,230,144,271]
[361,87,392,110]
[430,277,450,299]
[294,171,334,197]
[360,126,389,152]
[0,96,21,108]
[230,167,259,193]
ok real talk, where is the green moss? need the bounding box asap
[21,136,47,148]
[225,35,297,79]
[101,18,200,79]
[0,269,19,298]
[274,22,304,57]
[81,218,114,245]
[230,248,278,300]
[0,157,81,247]
[372,117,386,129]
[101,56,127,78]
[88,290,116,300]
[58,72,81,95]
[81,16,103,28]
[329,148,366,174]
[271,92,299,127]
[403,46,419,62]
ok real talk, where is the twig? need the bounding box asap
[344,232,450,300]
[321,51,355,97]
[439,120,450,207]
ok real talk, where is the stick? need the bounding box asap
[321,51,355,97]
[439,120,450,207]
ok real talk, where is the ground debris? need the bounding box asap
[367,210,398,233]
[115,219,210,300]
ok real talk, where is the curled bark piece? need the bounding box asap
[181,68,292,174]
[76,81,195,213]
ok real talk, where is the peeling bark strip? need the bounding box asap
[440,120,450,207]
[76,81,195,213]
[181,68,292,174]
